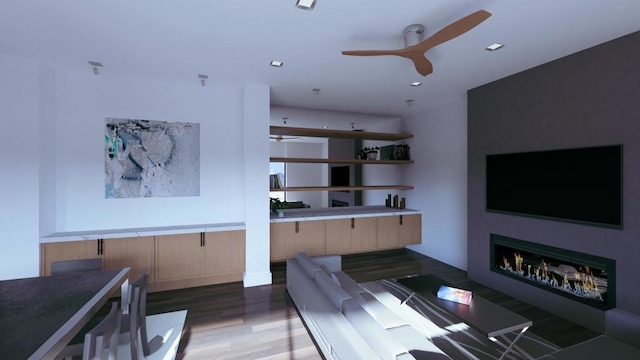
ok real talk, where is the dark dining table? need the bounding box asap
[0,267,129,360]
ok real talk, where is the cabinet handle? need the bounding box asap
[200,233,205,247]
[97,239,104,255]
[97,239,100,255]
[295,221,299,234]
[399,215,403,225]
[351,218,355,229]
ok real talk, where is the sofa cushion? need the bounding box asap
[296,252,323,279]
[332,271,366,295]
[314,270,352,310]
[360,291,408,330]
[342,298,410,360]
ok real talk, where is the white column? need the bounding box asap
[242,83,272,287]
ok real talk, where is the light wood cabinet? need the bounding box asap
[271,213,420,261]
[155,233,205,281]
[399,214,422,246]
[204,230,245,275]
[377,214,422,249]
[153,231,246,292]
[40,229,245,292]
[270,220,326,261]
[103,236,155,283]
[40,240,100,276]
[326,217,377,254]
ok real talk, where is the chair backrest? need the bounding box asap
[122,270,150,358]
[82,301,121,360]
[51,258,102,275]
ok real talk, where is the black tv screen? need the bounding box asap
[486,145,622,228]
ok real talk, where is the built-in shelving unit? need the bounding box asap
[271,185,414,192]
[270,126,413,141]
[269,157,413,165]
[269,126,414,192]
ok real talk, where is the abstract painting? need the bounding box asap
[105,118,200,198]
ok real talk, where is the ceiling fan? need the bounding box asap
[341,9,492,76]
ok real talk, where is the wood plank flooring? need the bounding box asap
[144,249,599,359]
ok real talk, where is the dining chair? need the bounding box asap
[56,301,121,360]
[51,258,102,275]
[120,270,151,359]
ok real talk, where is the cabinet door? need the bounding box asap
[204,230,245,275]
[351,217,378,252]
[102,236,155,283]
[41,240,101,276]
[399,214,422,246]
[295,220,326,256]
[270,222,296,261]
[325,219,352,254]
[377,215,400,249]
[155,233,206,281]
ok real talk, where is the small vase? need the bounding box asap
[366,152,377,160]
[277,209,285,217]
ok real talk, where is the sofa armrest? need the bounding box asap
[606,308,640,348]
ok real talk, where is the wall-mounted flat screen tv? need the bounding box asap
[486,145,622,228]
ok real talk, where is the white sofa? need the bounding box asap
[286,252,452,360]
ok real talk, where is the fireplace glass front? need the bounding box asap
[490,234,615,309]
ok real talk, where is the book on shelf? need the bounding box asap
[270,173,284,189]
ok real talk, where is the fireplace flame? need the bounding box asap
[498,249,606,303]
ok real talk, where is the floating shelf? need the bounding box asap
[270,126,413,141]
[270,185,414,192]
[270,157,413,164]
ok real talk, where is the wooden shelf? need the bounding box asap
[270,185,414,192]
[270,126,413,141]
[270,157,413,164]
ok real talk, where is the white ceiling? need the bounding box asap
[2,0,640,119]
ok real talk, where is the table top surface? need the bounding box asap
[397,274,532,338]
[0,268,129,360]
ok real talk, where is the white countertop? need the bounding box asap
[270,205,420,223]
[40,222,246,243]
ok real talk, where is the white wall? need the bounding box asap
[54,72,246,231]
[0,56,41,279]
[404,95,468,270]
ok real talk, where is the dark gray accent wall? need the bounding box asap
[468,31,640,331]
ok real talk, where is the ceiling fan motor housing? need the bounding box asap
[403,24,425,48]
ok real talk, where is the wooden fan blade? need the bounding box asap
[413,9,492,53]
[341,49,403,56]
[407,55,433,76]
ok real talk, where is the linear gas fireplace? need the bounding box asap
[490,234,616,310]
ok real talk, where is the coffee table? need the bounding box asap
[396,274,534,360]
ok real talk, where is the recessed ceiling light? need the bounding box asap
[486,43,504,51]
[198,74,208,86]
[270,60,283,67]
[295,0,316,10]
[410,82,422,87]
[88,61,102,75]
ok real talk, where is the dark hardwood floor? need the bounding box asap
[145,249,599,359]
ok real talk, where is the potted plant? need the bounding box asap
[270,197,288,217]
[357,146,379,160]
